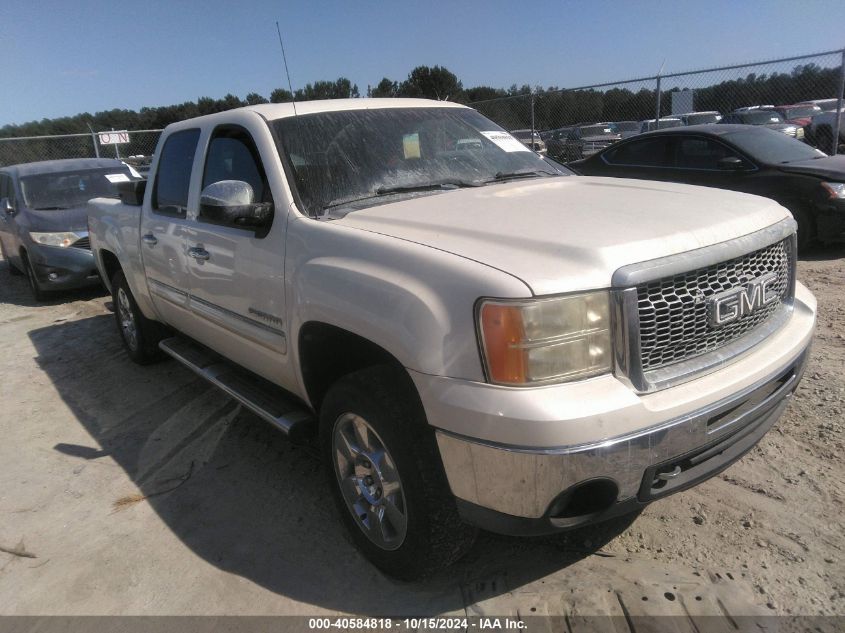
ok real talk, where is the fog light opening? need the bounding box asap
[549,478,619,521]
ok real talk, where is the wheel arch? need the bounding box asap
[98,249,122,293]
[297,321,410,412]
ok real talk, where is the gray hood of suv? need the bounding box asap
[337,176,790,296]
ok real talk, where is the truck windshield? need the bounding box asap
[20,167,135,210]
[271,107,565,216]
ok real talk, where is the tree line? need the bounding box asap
[2,62,842,139]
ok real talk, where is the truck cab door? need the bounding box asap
[0,174,16,263]
[139,128,201,333]
[183,122,288,385]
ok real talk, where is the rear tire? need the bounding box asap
[111,271,167,364]
[320,364,476,579]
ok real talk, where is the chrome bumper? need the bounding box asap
[436,345,809,533]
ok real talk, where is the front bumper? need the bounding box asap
[26,242,101,290]
[412,283,816,534]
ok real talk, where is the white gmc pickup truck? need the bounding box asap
[88,98,816,578]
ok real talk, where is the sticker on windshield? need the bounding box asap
[480,131,531,152]
[105,173,130,183]
[403,133,421,159]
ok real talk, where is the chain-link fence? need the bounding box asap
[0,130,162,168]
[471,48,845,158]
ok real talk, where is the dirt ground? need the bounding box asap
[0,246,842,619]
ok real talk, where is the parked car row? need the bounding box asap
[518,97,843,160]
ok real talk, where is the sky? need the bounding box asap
[1,0,844,127]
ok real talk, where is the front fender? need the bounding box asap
[285,218,532,388]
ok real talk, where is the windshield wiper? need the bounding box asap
[486,170,555,183]
[32,206,68,210]
[375,179,482,195]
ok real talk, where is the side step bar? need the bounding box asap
[159,336,314,436]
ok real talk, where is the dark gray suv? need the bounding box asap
[0,158,138,300]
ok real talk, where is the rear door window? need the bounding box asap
[673,137,743,170]
[153,129,201,217]
[603,137,672,167]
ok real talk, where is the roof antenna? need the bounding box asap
[276,21,298,117]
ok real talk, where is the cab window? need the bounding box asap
[202,127,272,205]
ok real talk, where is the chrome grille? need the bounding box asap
[71,236,90,250]
[636,239,792,371]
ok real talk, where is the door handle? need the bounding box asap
[142,234,158,246]
[188,246,210,261]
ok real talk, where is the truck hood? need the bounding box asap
[337,177,790,295]
[778,155,845,180]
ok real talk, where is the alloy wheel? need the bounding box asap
[332,413,408,551]
[117,287,139,352]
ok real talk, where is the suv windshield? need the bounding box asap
[783,106,821,119]
[740,111,785,124]
[612,121,639,132]
[20,167,135,210]
[685,113,720,125]
[726,128,824,163]
[645,120,681,131]
[580,125,615,137]
[271,108,564,216]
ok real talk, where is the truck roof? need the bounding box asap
[161,98,470,134]
[246,98,467,120]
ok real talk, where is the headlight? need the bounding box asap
[796,127,805,139]
[29,231,81,247]
[821,182,845,199]
[478,291,612,386]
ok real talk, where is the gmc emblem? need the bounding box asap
[707,272,779,327]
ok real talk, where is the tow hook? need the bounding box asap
[655,465,683,482]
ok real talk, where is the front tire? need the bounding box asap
[22,251,48,301]
[112,271,167,364]
[0,242,23,276]
[788,205,815,252]
[320,365,476,579]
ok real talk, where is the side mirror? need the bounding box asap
[117,180,146,206]
[1,197,15,216]
[199,180,273,234]
[717,156,746,171]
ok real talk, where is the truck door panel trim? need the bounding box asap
[149,278,189,306]
[190,294,287,353]
[148,278,285,353]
